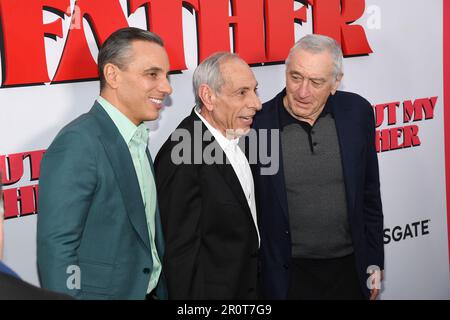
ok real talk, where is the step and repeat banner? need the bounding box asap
[0,0,449,299]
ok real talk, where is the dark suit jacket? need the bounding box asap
[252,89,384,299]
[37,102,166,300]
[155,110,259,299]
[0,262,72,300]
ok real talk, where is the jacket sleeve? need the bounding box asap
[37,129,97,298]
[154,143,203,299]
[362,102,385,270]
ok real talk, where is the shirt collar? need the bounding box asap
[97,96,140,145]
[278,89,335,128]
[133,123,150,147]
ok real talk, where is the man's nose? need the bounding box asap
[298,80,311,98]
[251,91,262,111]
[159,76,173,95]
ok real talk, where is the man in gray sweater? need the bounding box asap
[252,34,384,300]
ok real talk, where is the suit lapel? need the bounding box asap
[195,113,253,217]
[214,153,252,215]
[145,149,167,298]
[265,94,290,222]
[268,137,289,221]
[146,148,165,259]
[91,103,151,252]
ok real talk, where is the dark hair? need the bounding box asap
[97,27,164,90]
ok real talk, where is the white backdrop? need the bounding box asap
[0,0,449,299]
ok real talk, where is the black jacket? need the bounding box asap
[155,110,259,299]
[252,90,384,299]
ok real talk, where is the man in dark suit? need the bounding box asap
[37,27,172,299]
[0,174,70,299]
[252,34,384,300]
[155,52,262,299]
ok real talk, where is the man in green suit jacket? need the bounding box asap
[37,27,172,300]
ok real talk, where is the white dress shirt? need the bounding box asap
[195,107,260,244]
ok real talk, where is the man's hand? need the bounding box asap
[369,288,380,300]
[367,268,384,300]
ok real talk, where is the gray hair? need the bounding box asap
[98,27,164,91]
[286,34,343,79]
[193,52,242,107]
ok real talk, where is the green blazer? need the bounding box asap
[37,102,167,300]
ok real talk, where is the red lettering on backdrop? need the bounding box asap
[229,0,266,64]
[25,150,45,181]
[0,153,24,186]
[0,150,44,219]
[3,185,39,219]
[0,0,373,86]
[403,97,438,122]
[52,0,129,83]
[196,0,266,64]
[375,125,421,153]
[373,97,438,153]
[0,150,46,186]
[0,0,69,86]
[311,0,372,56]
[374,102,400,127]
[128,0,199,71]
[264,0,308,63]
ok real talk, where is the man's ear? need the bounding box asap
[198,84,215,111]
[103,63,121,89]
[331,73,343,95]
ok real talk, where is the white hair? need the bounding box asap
[193,52,242,107]
[286,34,343,79]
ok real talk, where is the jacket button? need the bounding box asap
[143,268,150,274]
[285,230,289,235]
[283,264,289,270]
